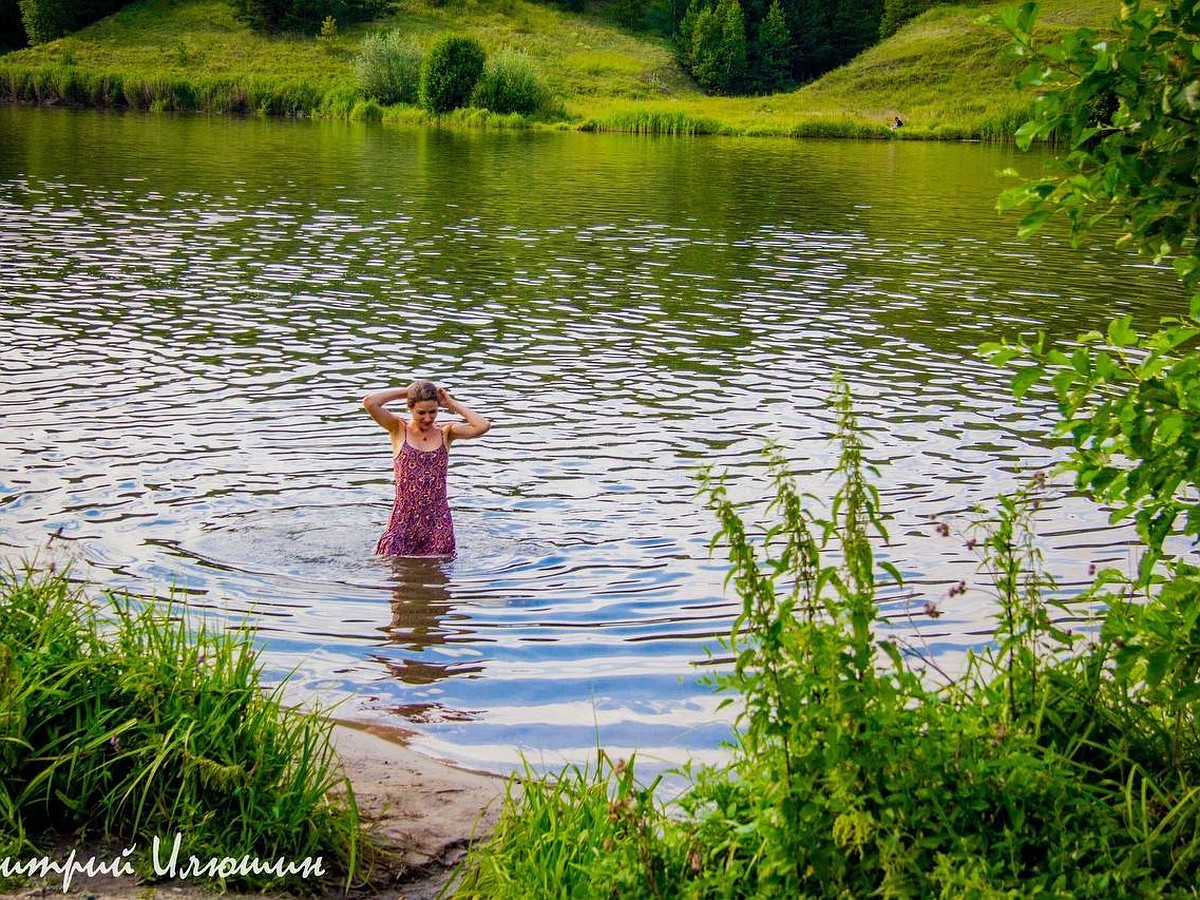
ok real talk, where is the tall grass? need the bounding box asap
[453,752,670,897]
[0,562,364,890]
[0,64,346,114]
[581,106,724,135]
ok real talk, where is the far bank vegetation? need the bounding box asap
[0,0,1120,137]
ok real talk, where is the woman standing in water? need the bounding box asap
[363,380,491,557]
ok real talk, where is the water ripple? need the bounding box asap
[0,108,1190,775]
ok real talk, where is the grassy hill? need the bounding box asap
[0,0,1119,137]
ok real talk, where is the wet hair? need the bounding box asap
[407,380,438,407]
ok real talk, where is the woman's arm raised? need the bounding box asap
[440,387,491,444]
[362,385,412,433]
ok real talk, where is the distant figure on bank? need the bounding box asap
[892,116,904,129]
[363,380,491,557]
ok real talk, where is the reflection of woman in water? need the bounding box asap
[363,380,491,557]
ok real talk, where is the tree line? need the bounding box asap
[631,0,949,94]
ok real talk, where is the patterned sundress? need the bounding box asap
[375,429,456,557]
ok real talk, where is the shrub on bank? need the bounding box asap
[0,563,364,889]
[470,49,549,116]
[355,29,422,106]
[418,34,484,114]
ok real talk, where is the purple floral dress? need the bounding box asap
[375,430,455,557]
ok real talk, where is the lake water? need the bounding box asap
[0,106,1187,776]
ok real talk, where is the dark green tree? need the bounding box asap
[1,0,28,49]
[676,0,707,68]
[784,0,835,80]
[687,0,746,93]
[754,0,791,92]
[830,0,882,63]
[716,0,748,90]
[686,2,722,87]
[678,0,876,92]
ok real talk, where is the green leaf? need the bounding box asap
[981,343,1020,366]
[1144,649,1170,688]
[1018,209,1053,238]
[1106,315,1138,348]
[997,183,1034,213]
[1095,351,1121,380]
[1014,119,1044,151]
[1070,347,1092,376]
[1016,1,1040,36]
[1012,365,1044,398]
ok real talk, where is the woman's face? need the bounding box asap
[410,399,439,430]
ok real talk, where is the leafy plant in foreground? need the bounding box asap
[983,0,1200,581]
[684,381,1121,896]
[981,0,1200,783]
[456,379,1179,897]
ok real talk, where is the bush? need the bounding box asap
[418,33,485,114]
[355,29,422,105]
[470,49,548,115]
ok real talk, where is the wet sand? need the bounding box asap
[328,722,508,897]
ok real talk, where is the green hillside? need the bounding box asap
[0,0,1119,137]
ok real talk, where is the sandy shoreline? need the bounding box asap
[328,721,508,897]
[3,722,508,900]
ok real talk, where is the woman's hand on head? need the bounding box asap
[437,386,453,408]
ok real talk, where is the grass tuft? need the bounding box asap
[0,561,366,891]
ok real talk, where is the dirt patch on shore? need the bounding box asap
[2,722,508,900]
